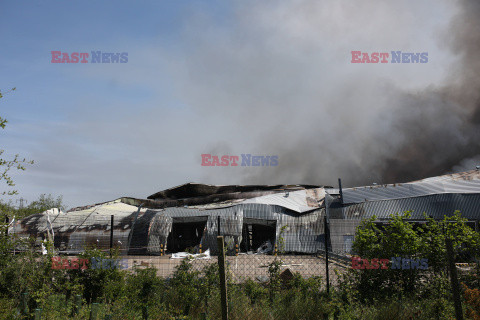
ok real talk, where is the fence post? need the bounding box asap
[90,303,99,320]
[110,215,114,258]
[218,216,221,236]
[217,236,228,320]
[73,294,82,315]
[324,215,330,297]
[20,292,29,316]
[34,308,42,320]
[4,215,8,238]
[142,305,149,319]
[445,238,463,320]
[324,215,330,320]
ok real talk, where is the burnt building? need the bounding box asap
[10,169,480,256]
[11,184,329,255]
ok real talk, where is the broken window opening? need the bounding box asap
[240,219,276,254]
[166,220,207,253]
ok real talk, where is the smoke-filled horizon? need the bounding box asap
[2,0,480,207]
[197,0,480,188]
[375,0,480,185]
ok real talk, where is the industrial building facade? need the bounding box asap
[10,169,480,256]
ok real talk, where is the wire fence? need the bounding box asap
[7,211,480,319]
[119,251,344,284]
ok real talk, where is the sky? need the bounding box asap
[1,0,478,209]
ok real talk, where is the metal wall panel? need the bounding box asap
[342,170,480,204]
[341,193,480,220]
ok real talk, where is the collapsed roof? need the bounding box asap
[11,186,328,255]
[9,169,480,256]
[147,182,322,200]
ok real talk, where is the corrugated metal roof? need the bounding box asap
[147,182,321,200]
[242,188,325,213]
[340,193,480,220]
[11,200,147,254]
[342,170,480,204]
[413,170,480,183]
[14,170,480,257]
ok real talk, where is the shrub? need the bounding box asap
[463,283,480,320]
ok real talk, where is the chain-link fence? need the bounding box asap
[8,203,480,319]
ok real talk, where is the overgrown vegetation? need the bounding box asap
[334,211,480,319]
[0,210,479,319]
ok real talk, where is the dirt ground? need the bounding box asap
[124,254,348,284]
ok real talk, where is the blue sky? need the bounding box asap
[1,0,472,209]
[1,0,234,207]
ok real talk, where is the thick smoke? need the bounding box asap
[377,0,480,183]
[187,0,480,187]
[263,0,480,187]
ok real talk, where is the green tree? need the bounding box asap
[0,194,66,222]
[349,211,480,301]
[17,194,66,219]
[418,211,480,273]
[0,87,34,196]
[351,212,424,300]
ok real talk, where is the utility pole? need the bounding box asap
[17,198,26,209]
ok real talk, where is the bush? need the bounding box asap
[349,211,480,302]
[1,209,478,319]
[463,283,480,320]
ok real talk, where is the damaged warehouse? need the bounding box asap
[11,184,329,255]
[10,169,480,257]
